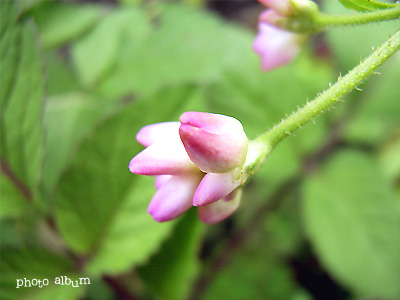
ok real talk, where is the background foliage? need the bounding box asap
[1,1,399,300]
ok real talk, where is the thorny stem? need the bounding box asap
[247,28,400,174]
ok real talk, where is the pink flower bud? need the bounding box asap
[193,169,242,207]
[198,189,242,224]
[258,0,293,16]
[129,112,249,223]
[259,9,285,26]
[253,21,301,71]
[148,174,203,222]
[179,112,249,173]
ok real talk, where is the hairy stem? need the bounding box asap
[314,5,400,29]
[248,28,400,173]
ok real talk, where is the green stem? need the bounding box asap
[313,5,400,30]
[247,28,400,174]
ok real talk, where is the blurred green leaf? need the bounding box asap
[34,2,102,49]
[302,150,400,298]
[19,0,48,15]
[86,278,114,300]
[343,53,400,145]
[56,86,207,274]
[0,248,85,300]
[72,6,150,88]
[138,209,205,300]
[0,174,28,219]
[42,92,110,200]
[264,194,305,257]
[338,0,395,12]
[0,1,45,207]
[0,0,18,36]
[378,133,400,184]
[44,51,80,95]
[0,220,25,248]
[203,232,308,300]
[98,3,254,98]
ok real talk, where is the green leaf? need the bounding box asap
[0,1,45,206]
[0,174,28,219]
[378,134,400,185]
[138,209,205,300]
[19,0,48,16]
[71,6,150,88]
[0,248,85,300]
[0,220,25,248]
[203,231,308,300]
[34,2,102,49]
[56,86,207,274]
[343,53,400,145]
[302,150,400,298]
[42,92,109,200]
[338,0,395,12]
[98,2,254,98]
[44,51,80,95]
[0,0,18,36]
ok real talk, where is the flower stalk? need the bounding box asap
[246,28,400,175]
[280,2,400,33]
[312,5,400,31]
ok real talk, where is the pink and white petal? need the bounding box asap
[155,175,173,189]
[193,170,242,207]
[136,122,180,147]
[258,0,292,15]
[179,125,248,173]
[148,174,203,222]
[198,189,242,224]
[259,9,284,25]
[253,22,301,71]
[180,112,244,134]
[129,141,198,175]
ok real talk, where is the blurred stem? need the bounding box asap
[247,28,400,175]
[313,5,400,30]
[1,159,32,201]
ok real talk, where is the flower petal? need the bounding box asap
[136,122,180,147]
[258,0,292,15]
[253,22,301,71]
[193,170,242,206]
[129,140,198,175]
[179,124,248,173]
[180,111,244,134]
[148,174,203,222]
[155,175,173,189]
[198,189,242,224]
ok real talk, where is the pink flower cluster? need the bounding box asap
[254,0,302,71]
[129,112,249,224]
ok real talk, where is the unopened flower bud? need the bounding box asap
[179,112,249,173]
[198,189,242,224]
[258,0,293,16]
[253,22,302,71]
